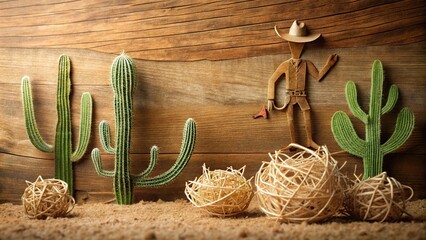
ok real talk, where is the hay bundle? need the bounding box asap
[345,172,413,222]
[185,164,254,216]
[255,143,344,223]
[22,176,75,219]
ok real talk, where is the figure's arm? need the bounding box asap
[307,54,338,81]
[267,61,288,111]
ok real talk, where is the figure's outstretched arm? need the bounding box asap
[267,61,289,111]
[307,54,338,81]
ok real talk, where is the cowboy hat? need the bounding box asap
[274,20,321,43]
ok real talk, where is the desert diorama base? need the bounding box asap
[0,198,424,240]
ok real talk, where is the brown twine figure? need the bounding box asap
[260,20,338,149]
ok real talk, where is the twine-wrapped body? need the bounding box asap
[331,60,415,221]
[255,144,344,223]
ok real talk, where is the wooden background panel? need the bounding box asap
[2,100,424,156]
[0,0,425,61]
[0,44,425,203]
[0,46,424,156]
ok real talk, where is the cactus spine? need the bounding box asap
[21,55,93,194]
[331,60,415,179]
[91,53,197,205]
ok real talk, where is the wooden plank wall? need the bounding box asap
[0,0,425,204]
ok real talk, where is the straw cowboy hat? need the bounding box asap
[274,20,321,43]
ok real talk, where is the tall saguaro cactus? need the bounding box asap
[21,55,93,195]
[91,53,197,205]
[331,60,415,179]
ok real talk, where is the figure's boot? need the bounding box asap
[303,110,319,149]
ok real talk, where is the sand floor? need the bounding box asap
[0,198,425,240]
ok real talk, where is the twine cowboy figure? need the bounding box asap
[265,20,338,149]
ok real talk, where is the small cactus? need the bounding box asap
[331,60,415,179]
[91,53,197,205]
[21,55,93,195]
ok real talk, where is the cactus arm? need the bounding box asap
[382,108,415,155]
[345,81,368,124]
[381,85,398,114]
[99,120,116,154]
[21,76,53,152]
[91,148,115,177]
[71,92,93,162]
[132,146,159,182]
[135,118,196,187]
[331,111,366,157]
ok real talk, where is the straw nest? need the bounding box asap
[344,171,413,222]
[255,143,344,223]
[185,164,254,216]
[22,176,75,219]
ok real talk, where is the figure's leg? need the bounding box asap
[285,103,296,144]
[303,109,319,149]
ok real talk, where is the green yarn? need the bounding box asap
[21,55,93,195]
[91,53,197,205]
[331,60,415,179]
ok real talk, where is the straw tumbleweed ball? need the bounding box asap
[22,176,75,219]
[255,143,344,223]
[345,172,413,222]
[185,164,254,216]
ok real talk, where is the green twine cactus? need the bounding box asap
[21,55,93,195]
[331,60,415,179]
[91,53,197,205]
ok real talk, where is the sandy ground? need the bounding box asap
[0,198,425,240]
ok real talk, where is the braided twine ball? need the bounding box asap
[185,164,254,216]
[344,171,413,222]
[22,176,75,219]
[255,143,344,223]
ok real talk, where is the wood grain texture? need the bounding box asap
[0,0,425,61]
[0,45,424,203]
